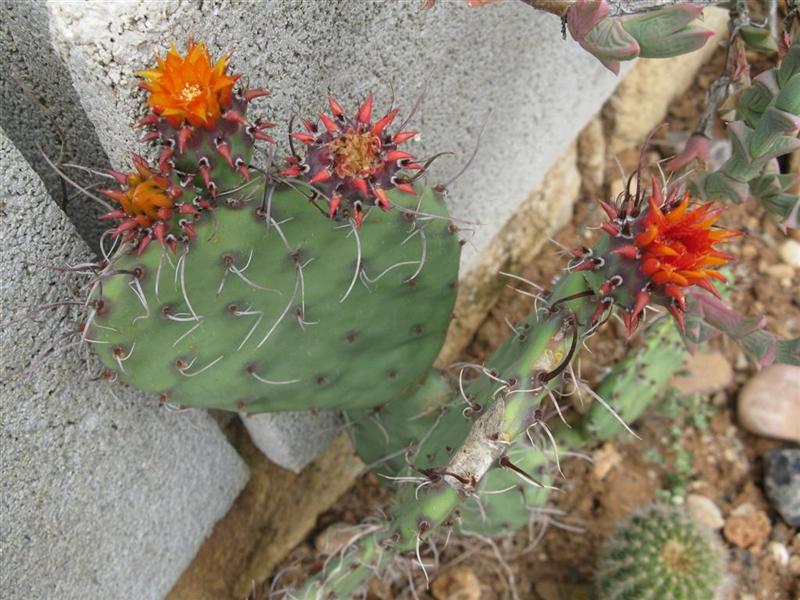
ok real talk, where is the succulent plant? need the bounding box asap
[595,503,727,600]
[82,41,461,413]
[690,27,800,230]
[566,0,713,74]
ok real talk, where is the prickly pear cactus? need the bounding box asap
[82,41,461,412]
[89,185,460,412]
[596,503,727,600]
[292,176,751,597]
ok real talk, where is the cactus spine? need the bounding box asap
[596,503,727,600]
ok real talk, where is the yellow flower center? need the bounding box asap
[330,129,379,178]
[180,83,202,102]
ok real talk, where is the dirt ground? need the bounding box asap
[268,30,800,600]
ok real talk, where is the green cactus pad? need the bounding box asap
[584,316,684,440]
[596,503,726,600]
[87,184,460,412]
[346,370,472,478]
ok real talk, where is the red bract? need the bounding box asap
[282,94,422,228]
[99,156,205,254]
[579,178,741,333]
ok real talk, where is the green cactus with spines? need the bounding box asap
[692,27,800,229]
[291,167,777,595]
[85,41,461,413]
[291,286,691,597]
[89,184,460,412]
[583,315,685,441]
[595,503,727,600]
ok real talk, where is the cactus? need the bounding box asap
[595,503,727,600]
[690,27,800,230]
[290,176,746,596]
[57,33,794,600]
[81,41,461,412]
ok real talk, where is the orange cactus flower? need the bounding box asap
[111,156,174,222]
[584,178,742,334]
[138,40,238,128]
[634,188,740,295]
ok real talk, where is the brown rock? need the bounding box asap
[577,117,606,193]
[167,424,362,600]
[671,351,733,396]
[737,365,800,443]
[432,567,482,600]
[686,494,724,530]
[723,504,771,550]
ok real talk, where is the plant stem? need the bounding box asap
[518,0,731,18]
[694,0,749,138]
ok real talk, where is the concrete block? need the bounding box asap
[0,0,110,248]
[0,129,249,600]
[45,0,623,273]
[241,410,342,473]
[167,426,362,600]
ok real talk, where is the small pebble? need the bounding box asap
[432,567,481,600]
[671,351,733,396]
[764,447,800,527]
[779,239,800,268]
[723,504,771,550]
[592,442,622,480]
[765,264,795,280]
[687,494,724,530]
[766,541,789,568]
[737,365,800,443]
[789,555,800,577]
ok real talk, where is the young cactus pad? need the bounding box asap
[86,184,460,412]
[596,503,726,600]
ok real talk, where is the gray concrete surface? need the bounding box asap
[45,0,622,272]
[241,410,343,473]
[0,129,249,600]
[0,0,110,248]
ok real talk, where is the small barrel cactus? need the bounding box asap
[596,503,727,600]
